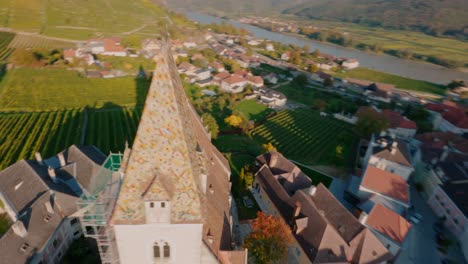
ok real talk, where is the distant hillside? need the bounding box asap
[283,0,468,39]
[0,0,190,40]
[170,0,468,39]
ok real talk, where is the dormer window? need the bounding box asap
[44,215,51,222]
[20,243,29,252]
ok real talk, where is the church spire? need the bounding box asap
[110,40,204,224]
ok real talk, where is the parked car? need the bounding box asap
[242,196,254,208]
[409,216,420,224]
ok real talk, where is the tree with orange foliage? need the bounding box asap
[244,212,292,264]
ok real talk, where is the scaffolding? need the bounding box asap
[77,153,124,264]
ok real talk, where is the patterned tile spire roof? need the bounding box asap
[110,40,205,224]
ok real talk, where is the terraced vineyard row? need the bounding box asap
[0,32,15,62]
[7,34,74,49]
[85,107,142,153]
[0,107,142,169]
[251,109,358,168]
[0,110,82,169]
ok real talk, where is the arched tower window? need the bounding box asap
[163,242,170,258]
[153,242,160,259]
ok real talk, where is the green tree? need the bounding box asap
[356,109,389,138]
[293,74,308,87]
[447,80,465,90]
[244,212,292,264]
[323,78,334,87]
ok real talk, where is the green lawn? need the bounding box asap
[233,100,274,122]
[0,214,10,237]
[0,68,150,111]
[336,68,446,95]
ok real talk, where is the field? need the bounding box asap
[0,107,142,170]
[0,68,150,111]
[0,110,82,169]
[336,68,446,95]
[0,32,15,62]
[286,17,468,67]
[0,0,189,40]
[84,108,143,153]
[233,100,274,122]
[250,109,358,170]
[7,34,75,49]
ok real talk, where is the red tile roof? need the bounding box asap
[63,49,76,59]
[361,165,409,204]
[222,75,247,85]
[382,110,417,130]
[214,72,230,80]
[103,38,126,53]
[426,103,468,129]
[247,75,263,84]
[233,69,250,78]
[416,132,468,154]
[366,204,411,244]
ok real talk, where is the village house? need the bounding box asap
[251,152,393,263]
[265,43,274,51]
[359,204,412,256]
[382,110,418,139]
[221,75,248,93]
[356,165,410,215]
[208,62,225,73]
[83,37,127,56]
[363,134,414,181]
[311,71,332,83]
[261,72,278,84]
[0,145,107,264]
[247,39,260,46]
[280,51,290,61]
[426,102,468,135]
[183,40,197,49]
[410,132,468,261]
[185,69,211,84]
[246,75,264,88]
[63,49,95,65]
[255,88,287,108]
[141,39,160,51]
[213,71,231,85]
[342,59,360,70]
[177,62,198,74]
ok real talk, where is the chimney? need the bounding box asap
[440,145,449,162]
[45,200,55,215]
[359,212,368,224]
[35,152,43,165]
[48,166,57,183]
[293,202,302,218]
[391,141,398,155]
[12,221,28,238]
[58,152,66,167]
[307,186,317,196]
[269,153,278,167]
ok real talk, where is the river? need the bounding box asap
[185,12,468,84]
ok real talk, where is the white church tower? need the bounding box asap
[105,41,246,264]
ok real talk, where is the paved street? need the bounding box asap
[396,187,466,264]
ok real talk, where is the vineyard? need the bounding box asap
[0,32,15,62]
[84,107,142,153]
[7,34,75,49]
[250,109,358,169]
[0,68,150,111]
[0,107,142,170]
